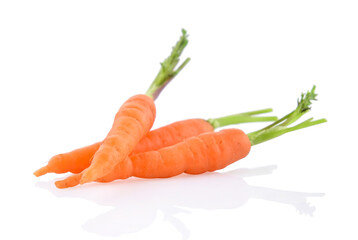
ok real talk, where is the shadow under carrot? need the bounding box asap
[36,165,324,239]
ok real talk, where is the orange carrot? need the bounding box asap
[80,29,192,184]
[79,94,157,183]
[34,29,190,178]
[55,86,326,188]
[131,86,327,179]
[35,109,277,177]
[34,29,190,184]
[132,129,251,177]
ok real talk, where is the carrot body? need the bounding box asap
[34,119,213,177]
[55,129,251,188]
[79,94,156,184]
[133,118,213,153]
[132,128,251,178]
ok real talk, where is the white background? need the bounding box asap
[1,1,357,239]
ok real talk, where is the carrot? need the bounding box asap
[35,29,190,184]
[131,85,329,178]
[81,29,193,184]
[55,86,326,188]
[131,129,251,178]
[80,93,157,184]
[35,108,277,177]
[34,29,190,178]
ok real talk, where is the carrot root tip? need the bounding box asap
[54,180,66,189]
[33,166,49,177]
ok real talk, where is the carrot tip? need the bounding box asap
[54,180,66,189]
[33,166,49,177]
[55,174,82,189]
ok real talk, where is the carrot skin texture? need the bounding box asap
[134,118,213,153]
[132,129,251,178]
[38,118,213,177]
[79,94,156,184]
[55,129,251,188]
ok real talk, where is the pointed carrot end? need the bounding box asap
[33,166,50,177]
[55,174,82,189]
[55,180,67,189]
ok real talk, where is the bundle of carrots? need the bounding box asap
[34,29,327,189]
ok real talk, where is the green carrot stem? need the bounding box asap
[247,85,327,146]
[232,108,274,116]
[207,108,278,129]
[146,29,190,100]
[248,118,327,146]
